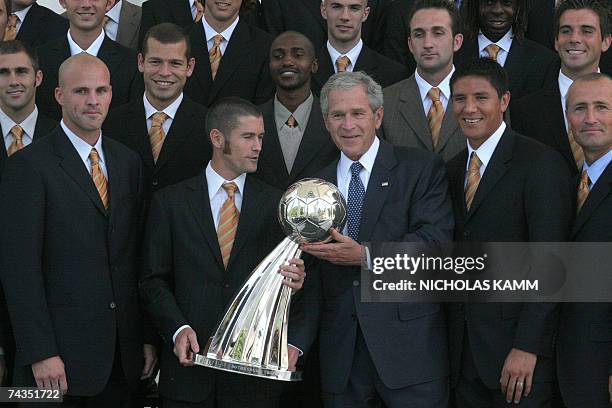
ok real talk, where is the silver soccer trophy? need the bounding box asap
[193,178,347,381]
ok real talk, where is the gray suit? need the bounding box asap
[116,0,142,50]
[381,75,465,162]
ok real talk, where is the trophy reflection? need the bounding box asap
[193,178,347,381]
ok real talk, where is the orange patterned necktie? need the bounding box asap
[427,87,444,149]
[576,170,590,212]
[7,125,24,156]
[218,182,239,269]
[4,14,18,41]
[336,56,351,72]
[285,115,297,128]
[465,152,482,211]
[149,112,169,163]
[485,44,501,62]
[567,128,584,170]
[194,0,204,23]
[210,34,224,80]
[89,148,109,210]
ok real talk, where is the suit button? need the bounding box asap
[463,230,471,238]
[353,280,359,287]
[224,283,230,288]
[109,302,116,309]
[152,180,158,187]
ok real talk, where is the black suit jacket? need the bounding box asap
[454,36,558,102]
[253,96,338,190]
[37,35,140,120]
[184,20,274,106]
[261,0,391,54]
[0,127,147,396]
[525,0,555,50]
[445,129,574,389]
[291,140,454,394]
[139,174,286,402]
[312,45,408,96]
[104,95,211,203]
[15,3,69,47]
[557,161,612,408]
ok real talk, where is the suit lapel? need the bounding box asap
[227,175,260,269]
[398,76,433,150]
[190,24,213,98]
[116,1,139,47]
[314,49,334,92]
[359,141,395,241]
[450,149,469,217]
[504,39,524,93]
[300,0,326,31]
[260,100,290,182]
[98,36,122,77]
[354,46,376,73]
[154,99,193,174]
[15,3,42,44]
[103,139,122,225]
[172,0,195,27]
[126,101,155,171]
[53,129,108,217]
[436,104,460,154]
[572,162,612,237]
[545,87,577,172]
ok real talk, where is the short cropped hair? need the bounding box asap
[450,57,509,98]
[406,0,462,37]
[554,0,611,39]
[0,40,40,71]
[141,23,192,59]
[205,97,263,138]
[320,71,384,115]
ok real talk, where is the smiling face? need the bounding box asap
[321,0,370,49]
[478,0,516,42]
[567,77,612,164]
[0,51,42,117]
[269,32,317,92]
[60,0,113,33]
[204,0,241,29]
[139,37,195,110]
[555,9,612,79]
[451,75,509,149]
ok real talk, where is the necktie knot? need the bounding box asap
[89,147,101,165]
[485,44,501,62]
[151,111,169,127]
[10,125,24,144]
[4,14,18,41]
[350,161,363,178]
[336,56,351,73]
[576,169,591,212]
[222,182,238,200]
[428,87,441,102]
[213,34,224,47]
[8,13,18,27]
[102,15,110,27]
[468,152,482,170]
[285,115,297,128]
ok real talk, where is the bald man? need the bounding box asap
[0,53,156,405]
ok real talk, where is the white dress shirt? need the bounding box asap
[104,0,122,42]
[414,66,455,115]
[478,29,513,67]
[583,149,612,190]
[327,39,363,73]
[67,29,106,56]
[12,4,33,33]
[202,14,239,55]
[1,106,37,152]
[465,121,506,180]
[143,92,184,135]
[61,120,107,178]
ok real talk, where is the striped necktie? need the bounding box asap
[576,169,590,212]
[4,14,18,41]
[218,182,239,269]
[210,34,224,80]
[7,125,24,156]
[89,148,109,210]
[336,56,351,73]
[567,128,584,170]
[485,44,501,62]
[149,112,169,163]
[427,87,444,149]
[465,152,482,211]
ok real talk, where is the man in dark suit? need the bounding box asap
[36,0,139,121]
[294,71,453,407]
[446,58,574,407]
[0,40,56,387]
[0,53,156,404]
[183,0,275,106]
[511,0,612,176]
[556,73,612,408]
[139,97,305,407]
[105,22,211,205]
[455,0,557,102]
[4,1,68,47]
[382,0,465,162]
[261,0,391,54]
[311,0,407,96]
[255,31,338,191]
[103,0,141,50]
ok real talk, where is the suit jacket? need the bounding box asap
[184,20,274,106]
[261,0,392,54]
[381,75,465,162]
[311,45,408,96]
[556,161,612,408]
[37,35,140,120]
[525,0,555,50]
[445,129,574,389]
[139,174,286,402]
[103,95,211,204]
[14,3,69,47]
[253,96,338,190]
[116,0,142,50]
[454,36,558,102]
[0,127,146,396]
[290,140,454,394]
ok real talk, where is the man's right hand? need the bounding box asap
[174,326,199,366]
[31,356,67,394]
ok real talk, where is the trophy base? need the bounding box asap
[192,354,303,382]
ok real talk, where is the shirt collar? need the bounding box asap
[273,93,314,132]
[478,28,513,54]
[143,92,184,120]
[339,136,379,177]
[467,121,506,170]
[67,29,106,56]
[13,4,33,22]
[327,39,363,72]
[60,120,105,167]
[583,149,612,188]
[205,161,247,201]
[202,14,239,43]
[414,66,455,103]
[0,106,38,139]
[558,69,574,100]
[106,0,122,23]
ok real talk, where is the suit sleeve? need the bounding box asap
[139,193,189,345]
[513,148,573,355]
[0,155,59,366]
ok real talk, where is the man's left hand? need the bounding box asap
[500,348,537,404]
[288,345,300,372]
[301,229,364,266]
[141,344,157,379]
[279,258,306,292]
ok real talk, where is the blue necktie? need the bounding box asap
[347,161,365,241]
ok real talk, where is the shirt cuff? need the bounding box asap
[172,325,191,344]
[288,343,303,356]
